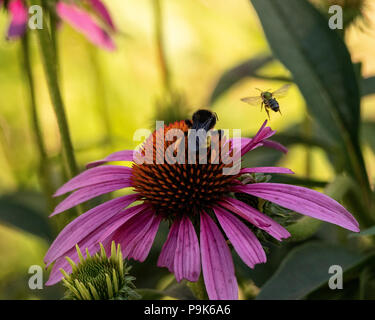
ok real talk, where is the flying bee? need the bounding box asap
[240,84,291,119]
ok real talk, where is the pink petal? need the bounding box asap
[157,220,180,272]
[240,167,294,175]
[88,0,116,31]
[220,121,286,161]
[56,2,115,50]
[219,197,291,241]
[234,183,360,232]
[230,137,287,156]
[214,207,266,268]
[52,180,132,215]
[263,140,288,154]
[200,211,238,300]
[127,214,161,261]
[54,165,132,197]
[45,204,148,285]
[174,216,201,282]
[45,194,138,265]
[241,120,276,155]
[108,209,161,262]
[86,150,135,169]
[7,0,28,39]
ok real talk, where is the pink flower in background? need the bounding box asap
[2,0,116,50]
[87,0,116,31]
[44,119,359,300]
[3,0,28,39]
[56,0,116,51]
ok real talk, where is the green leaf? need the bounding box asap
[324,174,356,200]
[273,132,334,153]
[251,74,292,83]
[209,54,273,104]
[0,193,53,241]
[285,216,322,243]
[361,121,375,154]
[137,281,196,300]
[361,76,375,97]
[250,0,360,143]
[165,281,197,300]
[0,274,64,299]
[233,242,294,288]
[359,267,375,299]
[256,242,369,300]
[136,289,167,300]
[269,120,337,152]
[350,225,375,237]
[271,176,327,189]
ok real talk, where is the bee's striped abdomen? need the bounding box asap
[267,98,279,112]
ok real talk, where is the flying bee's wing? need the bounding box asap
[240,95,263,106]
[272,84,291,99]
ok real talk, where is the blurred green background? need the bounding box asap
[1,0,375,299]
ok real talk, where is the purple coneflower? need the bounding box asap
[2,0,28,39]
[55,0,116,51]
[2,0,116,50]
[44,118,359,300]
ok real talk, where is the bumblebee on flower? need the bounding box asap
[44,111,359,300]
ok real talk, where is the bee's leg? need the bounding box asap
[279,109,282,116]
[261,102,264,111]
[266,108,270,120]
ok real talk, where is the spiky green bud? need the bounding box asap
[60,242,140,300]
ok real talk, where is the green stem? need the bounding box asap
[152,0,171,93]
[0,119,20,186]
[36,12,78,180]
[21,33,56,212]
[34,4,83,220]
[187,276,208,300]
[48,7,59,76]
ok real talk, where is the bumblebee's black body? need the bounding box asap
[186,110,219,152]
[189,109,217,131]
